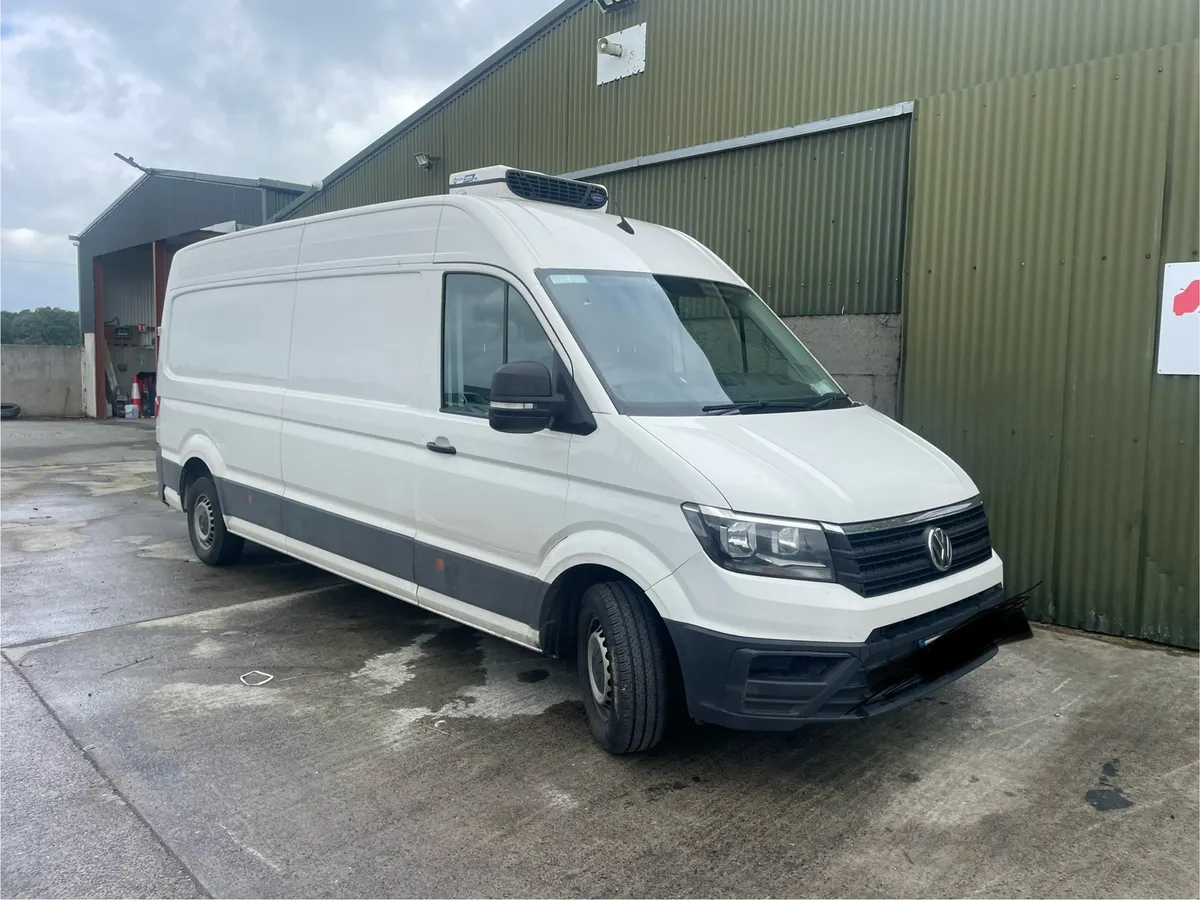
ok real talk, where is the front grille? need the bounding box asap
[826,502,992,597]
[505,170,608,209]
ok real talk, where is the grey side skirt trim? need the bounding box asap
[159,454,182,504]
[213,476,544,630]
[284,495,414,583]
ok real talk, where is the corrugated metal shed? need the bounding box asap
[902,41,1199,648]
[100,247,155,329]
[76,170,306,332]
[1140,42,1200,644]
[262,0,1199,648]
[276,0,1198,222]
[597,116,911,316]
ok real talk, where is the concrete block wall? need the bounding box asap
[0,321,900,420]
[784,314,902,417]
[0,345,86,417]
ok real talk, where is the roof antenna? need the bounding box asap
[605,188,635,234]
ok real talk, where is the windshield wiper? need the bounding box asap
[801,392,854,411]
[701,394,853,415]
[702,400,764,414]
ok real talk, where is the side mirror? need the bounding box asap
[489,361,562,433]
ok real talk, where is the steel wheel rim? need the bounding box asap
[193,495,216,550]
[586,619,612,711]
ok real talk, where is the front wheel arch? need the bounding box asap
[540,563,672,660]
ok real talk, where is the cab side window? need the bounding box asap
[442,274,555,415]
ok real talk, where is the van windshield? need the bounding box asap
[537,270,845,416]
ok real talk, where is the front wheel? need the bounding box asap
[577,580,672,754]
[185,475,244,566]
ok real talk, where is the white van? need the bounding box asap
[156,166,1024,753]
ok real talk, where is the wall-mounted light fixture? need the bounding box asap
[597,36,623,57]
[596,22,647,85]
[414,152,441,170]
[593,0,637,12]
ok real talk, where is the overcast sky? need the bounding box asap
[0,0,560,312]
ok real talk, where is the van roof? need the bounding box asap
[166,194,740,290]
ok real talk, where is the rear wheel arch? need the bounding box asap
[173,433,225,506]
[178,457,212,508]
[184,473,244,566]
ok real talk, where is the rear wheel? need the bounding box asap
[576,580,671,754]
[185,475,244,566]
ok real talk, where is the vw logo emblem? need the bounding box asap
[925,526,953,572]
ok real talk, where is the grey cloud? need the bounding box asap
[17,42,90,112]
[0,0,560,311]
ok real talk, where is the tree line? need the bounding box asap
[1,308,81,345]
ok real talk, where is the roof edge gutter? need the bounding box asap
[561,101,915,181]
[75,170,308,241]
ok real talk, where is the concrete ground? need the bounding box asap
[1,420,1197,899]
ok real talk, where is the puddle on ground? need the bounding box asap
[349,627,577,744]
[2,460,156,499]
[136,540,194,562]
[1,520,87,552]
[55,460,157,497]
[115,535,195,562]
[1085,757,1134,811]
[352,632,441,693]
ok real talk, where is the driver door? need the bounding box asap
[413,271,570,640]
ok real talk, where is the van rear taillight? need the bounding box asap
[155,396,161,417]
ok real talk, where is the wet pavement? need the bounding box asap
[2,419,1198,898]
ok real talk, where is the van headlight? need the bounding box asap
[681,504,834,582]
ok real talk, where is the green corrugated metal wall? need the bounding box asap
[902,41,1199,648]
[597,118,910,317]
[280,0,1198,224]
[277,0,1200,648]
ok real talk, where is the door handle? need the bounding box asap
[426,438,457,455]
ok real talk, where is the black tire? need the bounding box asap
[577,580,671,754]
[0,403,20,420]
[185,475,244,566]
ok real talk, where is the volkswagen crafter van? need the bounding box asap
[156,166,1028,753]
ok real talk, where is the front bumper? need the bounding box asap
[666,585,1025,730]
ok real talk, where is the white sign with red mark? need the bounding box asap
[1157,262,1200,375]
